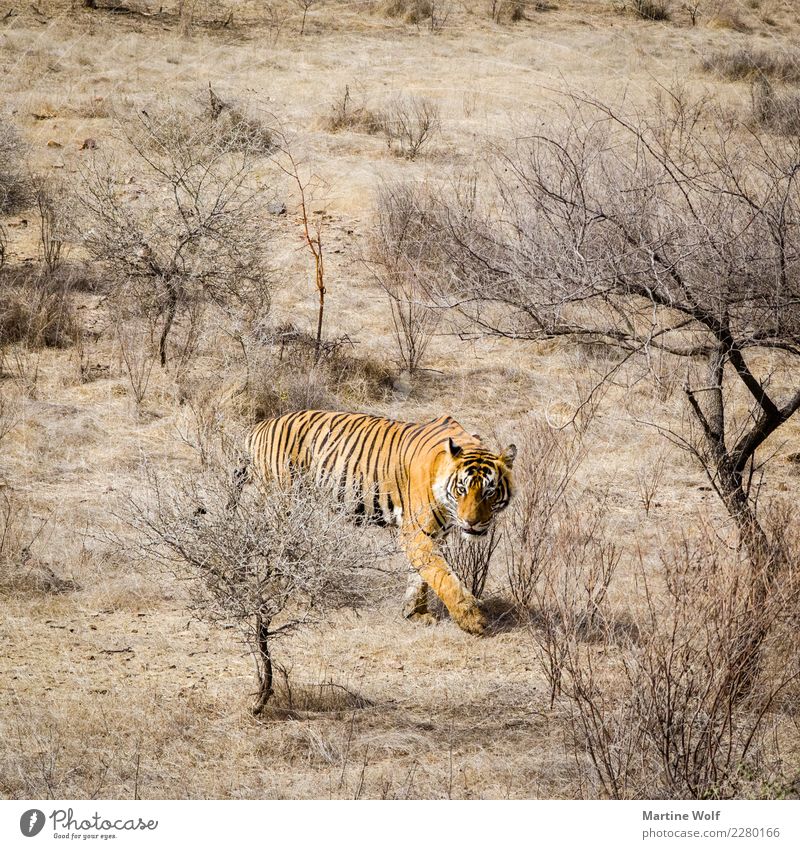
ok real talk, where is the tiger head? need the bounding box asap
[443,438,516,538]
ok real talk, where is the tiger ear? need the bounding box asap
[500,444,517,468]
[446,437,463,458]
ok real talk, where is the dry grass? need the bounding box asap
[1,0,800,801]
[0,269,81,353]
[702,46,800,83]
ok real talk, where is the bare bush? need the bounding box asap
[206,85,274,155]
[77,101,274,369]
[384,287,440,375]
[174,375,227,468]
[0,222,7,272]
[488,0,526,23]
[0,387,20,449]
[380,0,444,28]
[294,0,319,35]
[263,1,292,43]
[368,182,448,373]
[129,460,385,714]
[383,96,440,160]
[683,1,702,25]
[116,319,157,416]
[526,497,619,708]
[33,178,71,275]
[0,491,78,596]
[275,146,328,362]
[500,419,586,610]
[401,90,800,615]
[552,528,800,798]
[636,449,667,515]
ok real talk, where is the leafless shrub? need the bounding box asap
[707,5,750,31]
[554,527,800,798]
[294,0,319,35]
[750,78,800,136]
[636,449,667,515]
[273,145,330,362]
[33,178,71,275]
[129,459,384,714]
[491,0,556,18]
[115,319,157,416]
[77,101,274,369]
[500,419,586,610]
[701,47,800,83]
[380,0,437,26]
[0,117,28,213]
[444,526,499,600]
[426,0,451,30]
[323,85,384,136]
[368,182,451,373]
[528,497,620,708]
[177,0,194,36]
[385,286,440,375]
[263,1,292,44]
[0,387,20,449]
[174,375,226,468]
[403,90,800,633]
[683,1,702,24]
[383,95,440,160]
[488,0,527,22]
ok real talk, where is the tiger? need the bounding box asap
[241,409,516,636]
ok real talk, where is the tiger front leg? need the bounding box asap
[403,530,487,636]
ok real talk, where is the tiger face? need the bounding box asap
[443,438,516,538]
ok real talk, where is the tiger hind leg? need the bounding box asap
[402,572,436,626]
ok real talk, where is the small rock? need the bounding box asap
[267,200,287,215]
[46,139,63,148]
[80,138,97,150]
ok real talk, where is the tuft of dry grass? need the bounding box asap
[628,0,671,21]
[322,85,385,136]
[241,323,393,424]
[0,269,81,352]
[702,46,800,82]
[750,77,800,135]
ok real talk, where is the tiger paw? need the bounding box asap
[453,600,487,636]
